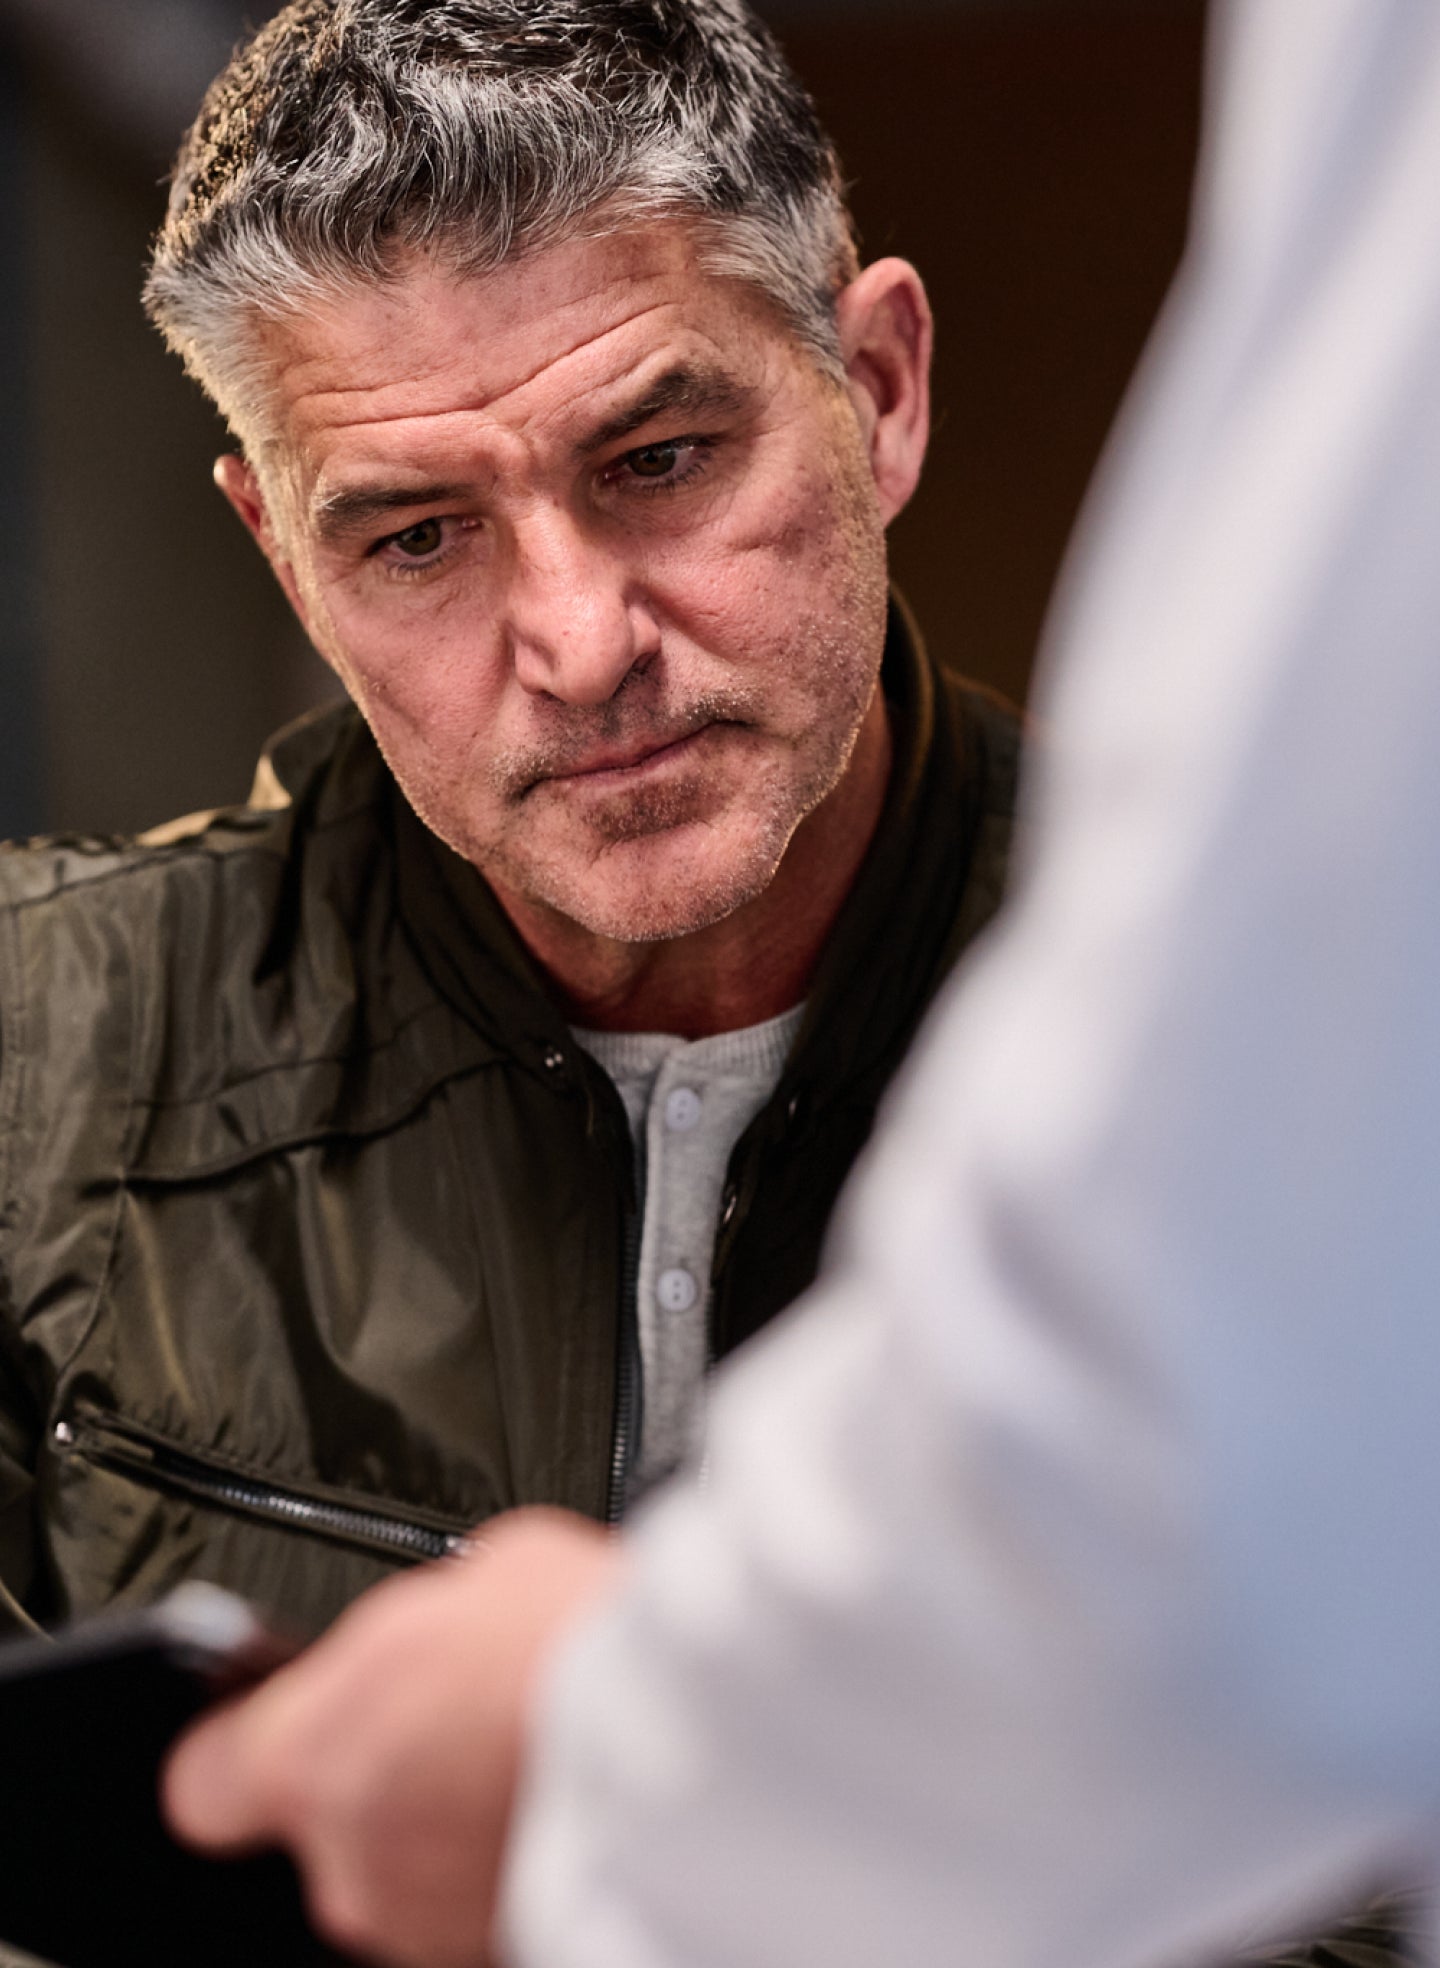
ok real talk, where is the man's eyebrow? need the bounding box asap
[310,482,473,544]
[580,368,753,456]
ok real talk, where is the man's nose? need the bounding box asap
[506,508,657,706]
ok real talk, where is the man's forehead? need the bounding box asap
[254,222,780,459]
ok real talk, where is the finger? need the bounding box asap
[164,1681,391,1960]
[161,1686,288,1853]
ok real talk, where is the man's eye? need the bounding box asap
[392,518,445,557]
[626,442,682,480]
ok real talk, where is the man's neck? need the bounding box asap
[496,698,893,1041]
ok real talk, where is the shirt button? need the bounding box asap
[665,1086,702,1132]
[657,1267,699,1313]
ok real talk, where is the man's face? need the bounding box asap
[243,223,903,946]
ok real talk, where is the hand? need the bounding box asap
[163,1507,622,1968]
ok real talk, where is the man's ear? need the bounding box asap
[213,453,312,630]
[835,259,933,525]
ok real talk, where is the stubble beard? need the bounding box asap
[487,611,886,945]
[362,611,882,946]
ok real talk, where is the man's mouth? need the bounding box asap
[491,690,758,805]
[545,725,713,786]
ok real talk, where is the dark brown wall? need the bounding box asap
[13,3,1206,835]
[25,95,333,837]
[783,6,1206,702]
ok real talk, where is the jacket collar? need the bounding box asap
[777,594,985,1118]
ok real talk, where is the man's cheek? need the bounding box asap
[658,535,815,645]
[716,488,822,571]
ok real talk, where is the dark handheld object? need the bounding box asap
[0,1583,353,1967]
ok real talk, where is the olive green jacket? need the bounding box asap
[0,607,1018,1642]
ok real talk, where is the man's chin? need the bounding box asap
[544,877,757,947]
[518,830,787,947]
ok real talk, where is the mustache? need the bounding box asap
[489,688,758,800]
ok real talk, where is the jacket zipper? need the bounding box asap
[62,1412,471,1563]
[606,1195,642,1525]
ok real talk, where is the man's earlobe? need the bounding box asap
[837,259,933,525]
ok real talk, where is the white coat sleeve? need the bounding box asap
[502,2,1440,1961]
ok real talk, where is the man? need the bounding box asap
[0,0,1018,1644]
[163,5,1440,1968]
[1,5,1410,1964]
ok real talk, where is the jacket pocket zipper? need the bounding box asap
[61,1411,472,1564]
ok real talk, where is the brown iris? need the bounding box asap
[628,442,680,479]
[394,518,444,557]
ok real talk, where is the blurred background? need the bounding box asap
[0,0,1205,841]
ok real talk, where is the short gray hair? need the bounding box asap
[144,0,861,446]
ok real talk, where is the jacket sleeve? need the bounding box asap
[0,1318,38,1637]
[0,989,42,1637]
[502,3,1440,1964]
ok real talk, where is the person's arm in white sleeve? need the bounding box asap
[501,2,1440,1961]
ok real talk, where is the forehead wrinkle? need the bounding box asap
[277,295,701,492]
[455,293,692,427]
